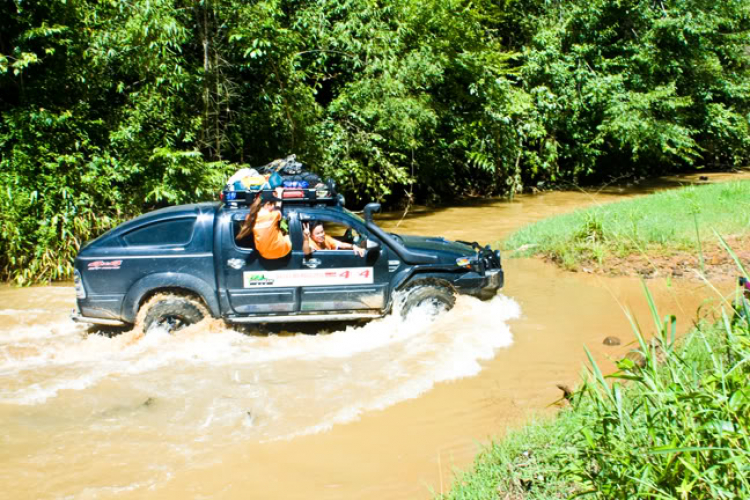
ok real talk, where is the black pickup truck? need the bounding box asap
[72,191,503,332]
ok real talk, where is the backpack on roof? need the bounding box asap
[255,154,323,187]
[257,155,302,175]
[223,154,337,205]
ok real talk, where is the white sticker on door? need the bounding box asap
[243,267,374,288]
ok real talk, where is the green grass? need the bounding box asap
[440,411,585,499]
[440,282,750,499]
[504,180,750,270]
[443,183,750,499]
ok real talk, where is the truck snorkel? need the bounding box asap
[364,202,381,223]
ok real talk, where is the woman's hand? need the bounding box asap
[353,246,366,257]
[302,223,313,256]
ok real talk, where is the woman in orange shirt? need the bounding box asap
[236,192,307,259]
[304,221,365,257]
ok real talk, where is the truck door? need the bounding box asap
[220,210,300,315]
[295,211,390,313]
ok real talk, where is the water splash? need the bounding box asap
[0,294,520,442]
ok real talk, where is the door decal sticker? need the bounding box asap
[243,267,374,288]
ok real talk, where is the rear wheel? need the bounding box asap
[400,285,456,318]
[138,293,208,334]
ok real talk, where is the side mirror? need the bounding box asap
[366,239,381,258]
[364,203,381,223]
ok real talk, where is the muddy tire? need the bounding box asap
[400,285,456,318]
[138,293,208,334]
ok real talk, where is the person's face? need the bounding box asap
[263,201,277,211]
[311,225,326,243]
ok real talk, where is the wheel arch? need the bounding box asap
[397,277,457,318]
[396,275,458,294]
[121,273,220,323]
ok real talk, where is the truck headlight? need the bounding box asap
[74,270,86,299]
[456,257,471,268]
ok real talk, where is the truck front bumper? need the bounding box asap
[455,268,504,300]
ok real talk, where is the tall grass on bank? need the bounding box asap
[442,284,750,499]
[504,180,750,270]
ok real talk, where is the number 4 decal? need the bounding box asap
[338,269,370,279]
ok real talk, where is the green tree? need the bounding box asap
[1,0,749,283]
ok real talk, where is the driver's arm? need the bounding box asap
[331,237,365,257]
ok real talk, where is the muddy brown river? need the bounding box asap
[0,172,743,499]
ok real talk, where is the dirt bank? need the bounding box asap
[550,234,750,281]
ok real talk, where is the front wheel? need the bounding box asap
[400,285,456,318]
[138,293,208,334]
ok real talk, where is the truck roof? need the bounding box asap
[81,203,219,250]
[118,202,218,228]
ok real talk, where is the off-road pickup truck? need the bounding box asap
[72,191,503,332]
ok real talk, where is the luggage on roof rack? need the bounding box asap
[221,155,342,207]
[256,154,303,176]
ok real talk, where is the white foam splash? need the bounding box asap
[273,294,520,440]
[1,294,521,442]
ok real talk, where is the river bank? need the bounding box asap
[504,172,750,281]
[442,172,750,499]
[442,301,750,499]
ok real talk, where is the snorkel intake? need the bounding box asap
[363,203,381,223]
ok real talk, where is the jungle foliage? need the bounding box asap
[1,0,750,283]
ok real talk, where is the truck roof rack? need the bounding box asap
[221,187,344,208]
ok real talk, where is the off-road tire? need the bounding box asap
[400,285,456,318]
[138,293,208,334]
